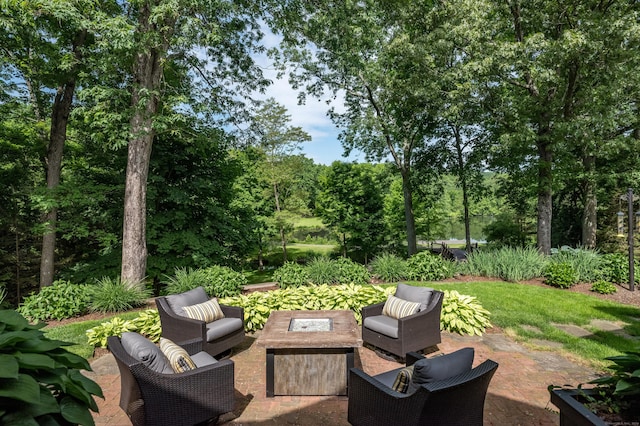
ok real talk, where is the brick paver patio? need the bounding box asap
[87,325,598,425]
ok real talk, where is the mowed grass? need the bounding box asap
[294,217,325,227]
[426,281,640,370]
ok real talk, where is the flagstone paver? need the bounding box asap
[88,326,599,425]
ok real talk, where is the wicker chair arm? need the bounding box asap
[156,297,206,341]
[405,352,424,366]
[220,304,243,320]
[361,301,385,320]
[397,292,443,338]
[348,368,423,426]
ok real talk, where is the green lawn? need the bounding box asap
[294,217,325,227]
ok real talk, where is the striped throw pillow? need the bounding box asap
[182,298,225,323]
[159,338,196,373]
[392,365,414,393]
[382,295,421,319]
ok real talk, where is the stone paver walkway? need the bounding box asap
[87,328,598,425]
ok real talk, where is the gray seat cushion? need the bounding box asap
[205,317,244,341]
[363,315,398,338]
[190,351,218,368]
[408,347,474,392]
[165,286,209,317]
[395,283,433,311]
[120,332,173,374]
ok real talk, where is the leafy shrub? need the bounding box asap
[200,265,246,297]
[334,257,370,285]
[591,280,617,295]
[17,280,91,322]
[163,266,246,297]
[406,251,456,281]
[544,262,578,288]
[370,253,408,282]
[440,290,492,335]
[86,309,160,348]
[306,256,337,284]
[89,276,151,313]
[273,262,311,288]
[0,309,103,424]
[483,213,530,248]
[599,253,640,284]
[550,246,602,283]
[462,246,546,281]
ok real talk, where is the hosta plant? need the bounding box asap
[440,290,492,336]
[0,309,103,425]
[86,309,160,348]
[591,280,617,295]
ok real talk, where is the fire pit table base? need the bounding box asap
[266,348,354,396]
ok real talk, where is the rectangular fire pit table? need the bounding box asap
[257,310,362,397]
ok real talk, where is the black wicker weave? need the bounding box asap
[107,335,235,426]
[361,290,444,359]
[156,296,245,357]
[347,351,499,426]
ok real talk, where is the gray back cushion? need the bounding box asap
[120,332,173,374]
[165,286,209,317]
[409,347,474,393]
[395,283,433,311]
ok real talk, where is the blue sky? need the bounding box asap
[253,30,365,166]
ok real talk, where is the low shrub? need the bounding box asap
[163,266,246,297]
[544,262,578,288]
[440,290,492,336]
[599,253,640,284]
[591,280,617,295]
[89,277,151,313]
[17,280,91,322]
[334,257,370,285]
[0,309,103,424]
[370,253,408,282]
[273,262,311,288]
[200,265,246,297]
[406,251,456,281]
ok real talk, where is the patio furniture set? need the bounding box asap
[108,284,499,425]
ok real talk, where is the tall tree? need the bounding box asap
[114,0,268,286]
[0,1,93,287]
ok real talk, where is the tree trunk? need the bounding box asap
[39,29,86,288]
[581,155,597,248]
[537,134,553,255]
[401,169,418,256]
[453,126,472,252]
[121,3,170,288]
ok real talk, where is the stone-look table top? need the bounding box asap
[256,310,362,349]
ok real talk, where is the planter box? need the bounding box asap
[549,388,607,426]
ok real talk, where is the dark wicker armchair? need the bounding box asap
[362,284,443,359]
[156,286,245,357]
[348,351,499,426]
[107,334,235,426]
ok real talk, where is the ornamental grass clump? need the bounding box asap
[462,246,546,281]
[370,253,408,282]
